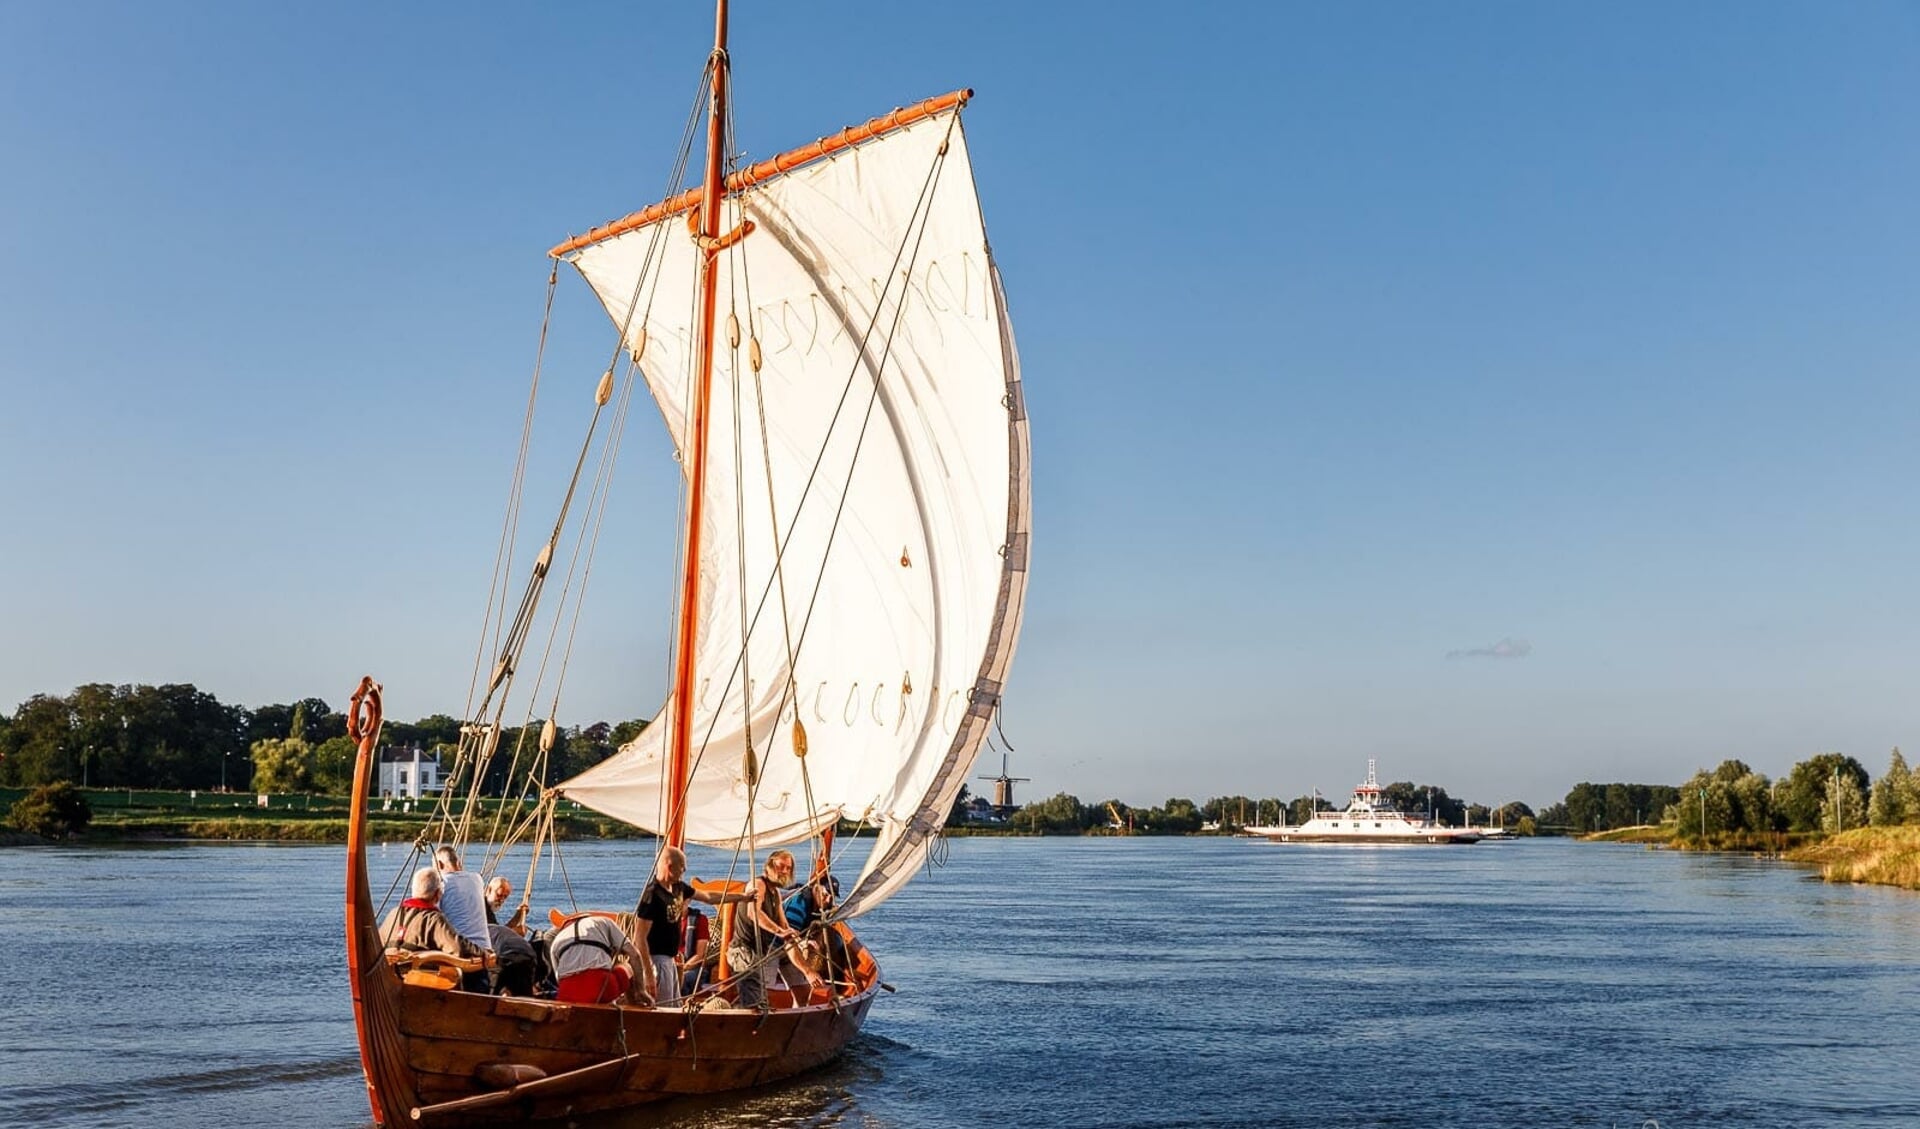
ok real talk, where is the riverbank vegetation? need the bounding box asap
[1572,750,1920,891]
[4,781,92,840]
[11,681,1920,892]
[0,785,654,844]
[1786,826,1920,888]
[0,681,645,797]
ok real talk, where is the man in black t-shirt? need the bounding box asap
[634,845,748,1003]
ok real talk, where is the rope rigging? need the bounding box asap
[674,110,961,856]
[376,53,975,975]
[386,65,714,911]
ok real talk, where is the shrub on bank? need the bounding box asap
[6,782,92,839]
[1788,826,1920,889]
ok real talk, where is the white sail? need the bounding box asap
[556,108,1031,917]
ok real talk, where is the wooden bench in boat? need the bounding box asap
[385,948,493,991]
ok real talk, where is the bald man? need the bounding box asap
[634,846,748,1003]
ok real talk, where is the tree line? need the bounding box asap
[1544,749,1920,838]
[0,682,646,795]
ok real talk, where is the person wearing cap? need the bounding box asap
[783,873,848,986]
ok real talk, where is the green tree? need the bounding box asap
[7,781,92,838]
[1202,795,1256,829]
[1672,771,1740,841]
[1252,797,1287,826]
[1563,783,1602,833]
[250,736,313,793]
[946,784,973,828]
[1905,750,1920,824]
[1602,784,1636,829]
[310,735,358,794]
[1135,797,1202,834]
[1780,754,1870,832]
[382,713,465,755]
[1494,801,1536,828]
[1821,774,1867,833]
[0,693,72,786]
[1381,782,1466,826]
[1010,792,1087,834]
[1868,748,1911,827]
[1726,771,1773,833]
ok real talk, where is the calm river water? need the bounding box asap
[2,836,1917,1127]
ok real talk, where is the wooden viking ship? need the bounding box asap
[342,2,1031,1124]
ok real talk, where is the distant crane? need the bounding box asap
[1107,801,1133,834]
[977,752,1030,812]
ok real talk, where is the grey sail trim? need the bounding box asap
[837,252,1032,919]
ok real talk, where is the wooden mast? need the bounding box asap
[665,0,731,850]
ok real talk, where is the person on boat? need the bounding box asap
[549,913,653,1007]
[728,850,824,1011]
[784,873,850,986]
[633,845,749,1004]
[679,905,713,997]
[380,867,483,962]
[782,872,837,931]
[487,921,538,996]
[484,875,528,932]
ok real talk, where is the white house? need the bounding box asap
[378,746,443,799]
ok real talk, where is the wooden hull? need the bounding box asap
[350,914,879,1126]
[344,684,879,1128]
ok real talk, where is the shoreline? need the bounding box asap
[1581,824,1920,892]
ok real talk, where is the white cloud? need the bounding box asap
[1447,637,1533,660]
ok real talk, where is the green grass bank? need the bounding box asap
[1582,821,1920,892]
[1785,826,1920,890]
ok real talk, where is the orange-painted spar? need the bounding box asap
[547,87,972,260]
[660,0,734,850]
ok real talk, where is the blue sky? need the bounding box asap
[3,2,1916,809]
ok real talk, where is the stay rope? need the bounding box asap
[675,107,959,904]
[389,65,711,905]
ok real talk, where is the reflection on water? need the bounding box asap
[2,837,1918,1127]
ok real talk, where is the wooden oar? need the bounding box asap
[408,1053,639,1121]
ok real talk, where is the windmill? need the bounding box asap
[977,752,1030,813]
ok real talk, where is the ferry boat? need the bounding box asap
[1249,760,1483,845]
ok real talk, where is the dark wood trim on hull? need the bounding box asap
[398,984,878,1124]
[344,680,880,1128]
